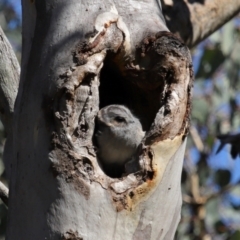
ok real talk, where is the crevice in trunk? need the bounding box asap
[50,21,192,210]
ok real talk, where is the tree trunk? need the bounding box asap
[5,1,192,239]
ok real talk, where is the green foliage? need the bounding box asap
[214,169,231,187]
[229,230,240,240]
[0,0,21,60]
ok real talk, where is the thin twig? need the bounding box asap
[190,126,204,152]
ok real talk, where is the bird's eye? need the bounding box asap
[114,116,125,123]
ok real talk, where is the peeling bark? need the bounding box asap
[162,0,240,47]
[6,1,192,239]
[0,26,20,135]
[0,26,20,179]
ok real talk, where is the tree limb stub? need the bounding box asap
[162,0,240,47]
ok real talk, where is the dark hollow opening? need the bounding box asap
[99,53,162,131]
[95,53,163,178]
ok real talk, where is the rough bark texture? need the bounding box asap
[0,26,20,180]
[0,1,240,239]
[0,26,20,135]
[5,1,193,239]
[162,0,240,47]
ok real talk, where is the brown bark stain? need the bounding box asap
[62,230,83,240]
[117,31,193,143]
[109,146,158,211]
[50,138,91,200]
[73,23,123,66]
[49,19,125,202]
[108,32,192,211]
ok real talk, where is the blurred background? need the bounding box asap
[1,0,240,239]
[177,13,240,240]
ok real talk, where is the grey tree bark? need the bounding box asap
[0,0,236,239]
[0,26,19,135]
[0,26,19,204]
[4,1,192,239]
[161,0,240,47]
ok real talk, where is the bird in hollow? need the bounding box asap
[95,105,145,177]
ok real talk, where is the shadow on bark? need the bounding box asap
[162,0,206,45]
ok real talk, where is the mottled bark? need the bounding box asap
[0,25,20,180]
[0,26,20,135]
[162,0,240,47]
[5,1,192,239]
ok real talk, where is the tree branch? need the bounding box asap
[183,183,238,205]
[0,26,20,135]
[162,0,240,47]
[0,180,9,206]
[190,126,204,153]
